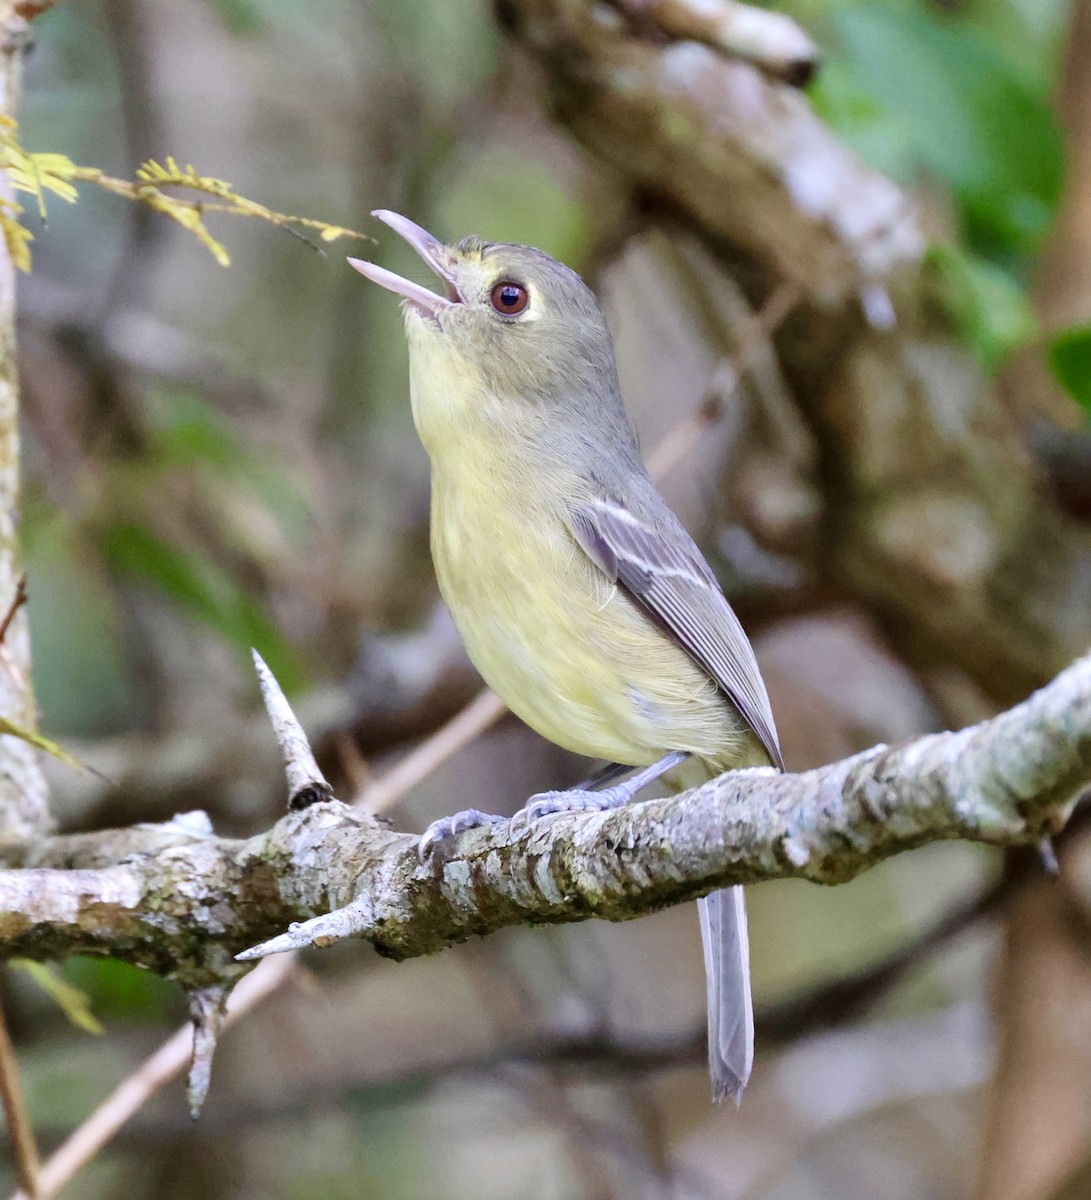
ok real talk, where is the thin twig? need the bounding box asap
[0,575,28,691]
[7,955,295,1200]
[334,730,371,795]
[645,280,801,479]
[0,575,27,645]
[354,688,507,813]
[0,987,40,1198]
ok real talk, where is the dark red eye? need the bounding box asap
[490,281,528,316]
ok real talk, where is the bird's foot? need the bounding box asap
[418,808,506,859]
[509,782,634,834]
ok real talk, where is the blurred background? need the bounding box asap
[3,0,1091,1197]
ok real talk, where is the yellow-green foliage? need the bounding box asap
[9,960,104,1034]
[0,118,369,270]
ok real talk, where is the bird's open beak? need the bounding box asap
[347,210,462,317]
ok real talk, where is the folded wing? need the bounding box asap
[570,494,783,769]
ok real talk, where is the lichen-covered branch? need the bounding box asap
[1,653,1087,981]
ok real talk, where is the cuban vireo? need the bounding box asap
[349,211,783,1103]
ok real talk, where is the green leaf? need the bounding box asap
[207,0,267,36]
[0,715,90,772]
[927,243,1037,371]
[148,389,248,469]
[102,523,306,692]
[1048,325,1091,414]
[11,960,104,1034]
[826,4,1062,256]
[60,956,177,1022]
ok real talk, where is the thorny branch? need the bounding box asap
[0,651,1087,977]
[0,649,1086,1197]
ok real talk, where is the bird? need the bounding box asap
[349,211,783,1102]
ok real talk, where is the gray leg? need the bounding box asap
[510,750,689,831]
[418,753,688,857]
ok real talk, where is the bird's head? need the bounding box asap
[349,211,621,443]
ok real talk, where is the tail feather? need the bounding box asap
[697,886,754,1104]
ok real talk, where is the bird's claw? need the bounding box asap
[418,808,505,859]
[422,781,634,855]
[508,788,613,835]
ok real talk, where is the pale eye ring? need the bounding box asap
[490,281,529,316]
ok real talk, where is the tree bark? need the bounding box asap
[0,2,51,850]
[0,653,1087,988]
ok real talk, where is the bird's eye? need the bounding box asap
[489,281,529,316]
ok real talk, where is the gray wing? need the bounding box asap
[570,493,784,769]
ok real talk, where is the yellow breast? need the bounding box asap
[428,445,751,769]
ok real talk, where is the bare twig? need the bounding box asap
[168,649,337,1119]
[645,279,801,479]
[184,983,228,1120]
[0,988,39,1198]
[353,688,507,813]
[0,575,26,645]
[501,0,922,311]
[7,955,295,1200]
[0,575,27,691]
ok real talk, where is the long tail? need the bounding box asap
[697,885,754,1104]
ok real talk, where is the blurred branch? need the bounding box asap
[6,956,295,1200]
[498,0,1091,708]
[762,805,1091,1040]
[0,990,39,1198]
[497,0,922,313]
[353,686,506,811]
[99,0,166,320]
[644,277,801,479]
[613,0,819,86]
[0,3,50,850]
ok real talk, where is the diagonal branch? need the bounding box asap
[0,652,1087,974]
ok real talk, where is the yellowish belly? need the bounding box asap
[430,461,756,770]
